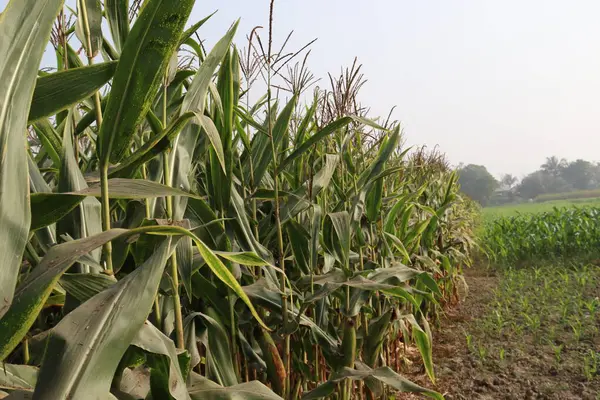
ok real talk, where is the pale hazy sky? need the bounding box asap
[4,0,600,179]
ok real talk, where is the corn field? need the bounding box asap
[481,207,600,265]
[0,1,477,399]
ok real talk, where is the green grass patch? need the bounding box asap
[535,189,600,203]
[483,197,600,221]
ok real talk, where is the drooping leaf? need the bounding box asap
[30,193,85,231]
[405,314,436,384]
[33,238,176,399]
[214,251,271,267]
[0,227,178,360]
[302,365,443,400]
[286,220,311,274]
[131,321,190,400]
[187,372,283,400]
[193,311,238,387]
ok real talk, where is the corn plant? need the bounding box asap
[0,1,476,399]
[481,207,600,264]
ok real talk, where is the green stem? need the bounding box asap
[100,164,113,272]
[80,0,111,272]
[229,290,240,379]
[161,80,184,349]
[153,297,162,330]
[266,1,289,396]
[22,338,29,365]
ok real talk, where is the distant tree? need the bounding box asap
[560,159,593,190]
[500,174,518,190]
[457,164,498,206]
[517,171,571,199]
[541,156,567,177]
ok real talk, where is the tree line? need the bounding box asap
[457,156,600,206]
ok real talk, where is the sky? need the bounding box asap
[3,0,600,179]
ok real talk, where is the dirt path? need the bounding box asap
[403,266,600,400]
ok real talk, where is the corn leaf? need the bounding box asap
[32,238,175,399]
[131,321,191,400]
[0,0,63,319]
[28,61,117,122]
[105,0,129,52]
[188,372,282,400]
[98,0,195,164]
[302,365,443,400]
[0,364,38,392]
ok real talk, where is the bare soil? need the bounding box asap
[402,266,600,400]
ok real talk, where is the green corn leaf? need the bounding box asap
[194,113,227,173]
[366,177,384,223]
[74,178,205,199]
[357,125,401,188]
[323,212,351,271]
[74,96,107,136]
[179,11,217,47]
[405,315,436,384]
[280,116,353,171]
[363,311,392,367]
[286,220,311,274]
[32,238,175,399]
[28,61,117,122]
[251,95,297,186]
[0,226,184,360]
[170,21,238,219]
[193,310,237,387]
[105,0,130,52]
[131,321,190,400]
[302,365,443,400]
[30,193,83,232]
[310,205,322,272]
[30,178,203,231]
[32,119,62,166]
[214,251,272,267]
[109,112,195,178]
[188,372,283,400]
[176,219,194,299]
[98,0,195,164]
[57,109,103,268]
[0,0,63,319]
[180,21,238,116]
[59,273,117,303]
